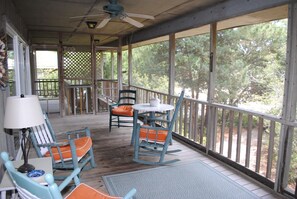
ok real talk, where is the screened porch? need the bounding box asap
[1,0,297,198]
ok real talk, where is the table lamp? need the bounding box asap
[4,94,44,173]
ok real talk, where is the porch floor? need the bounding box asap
[44,112,285,199]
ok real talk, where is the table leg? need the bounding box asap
[149,111,155,126]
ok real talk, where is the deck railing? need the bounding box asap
[34,79,59,98]
[64,80,93,115]
[130,85,297,193]
[32,79,296,193]
[34,79,59,113]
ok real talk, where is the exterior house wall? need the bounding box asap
[1,0,27,40]
[0,0,28,179]
[0,11,7,180]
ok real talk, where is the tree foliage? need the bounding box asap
[215,21,287,113]
[131,41,169,93]
[175,34,210,99]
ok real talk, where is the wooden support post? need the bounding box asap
[128,44,132,89]
[168,33,175,104]
[111,50,114,80]
[58,33,65,117]
[90,34,97,114]
[275,1,297,192]
[206,23,217,152]
[117,37,123,91]
[30,47,37,95]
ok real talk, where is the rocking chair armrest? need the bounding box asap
[58,168,81,191]
[123,188,137,199]
[65,127,91,139]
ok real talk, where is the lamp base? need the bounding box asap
[17,163,35,173]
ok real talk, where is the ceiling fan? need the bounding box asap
[71,0,154,29]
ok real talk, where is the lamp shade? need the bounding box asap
[4,95,44,129]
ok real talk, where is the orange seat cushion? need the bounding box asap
[112,105,133,116]
[139,126,168,142]
[66,183,121,199]
[44,137,92,161]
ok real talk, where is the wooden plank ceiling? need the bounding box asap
[11,0,287,46]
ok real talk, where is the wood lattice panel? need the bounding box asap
[96,52,103,80]
[63,51,91,80]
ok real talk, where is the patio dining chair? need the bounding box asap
[29,114,96,178]
[133,90,184,165]
[0,152,136,199]
[109,90,137,132]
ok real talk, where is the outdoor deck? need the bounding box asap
[44,112,285,198]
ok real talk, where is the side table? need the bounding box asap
[0,157,52,199]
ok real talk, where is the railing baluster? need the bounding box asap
[193,102,198,142]
[256,117,264,173]
[213,107,218,150]
[200,104,205,145]
[189,101,193,140]
[236,112,243,163]
[245,114,253,168]
[228,110,234,159]
[266,121,275,179]
[220,109,225,154]
[86,87,89,113]
[73,87,76,115]
[184,101,188,138]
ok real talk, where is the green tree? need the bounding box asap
[132,41,169,93]
[216,20,287,113]
[175,34,210,99]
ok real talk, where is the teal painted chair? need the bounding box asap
[0,152,136,199]
[133,90,185,165]
[29,114,96,178]
[109,90,137,132]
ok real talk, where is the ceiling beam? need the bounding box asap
[29,29,122,37]
[117,0,291,46]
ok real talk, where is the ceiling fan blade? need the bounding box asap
[125,12,155,20]
[70,14,104,19]
[96,17,111,29]
[121,16,144,28]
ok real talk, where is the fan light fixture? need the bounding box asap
[71,0,154,29]
[86,21,97,29]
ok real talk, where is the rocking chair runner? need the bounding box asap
[133,90,185,165]
[109,90,137,132]
[1,152,136,199]
[29,114,96,177]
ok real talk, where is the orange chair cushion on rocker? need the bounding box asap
[44,137,92,161]
[65,183,121,199]
[111,105,133,117]
[139,126,168,142]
